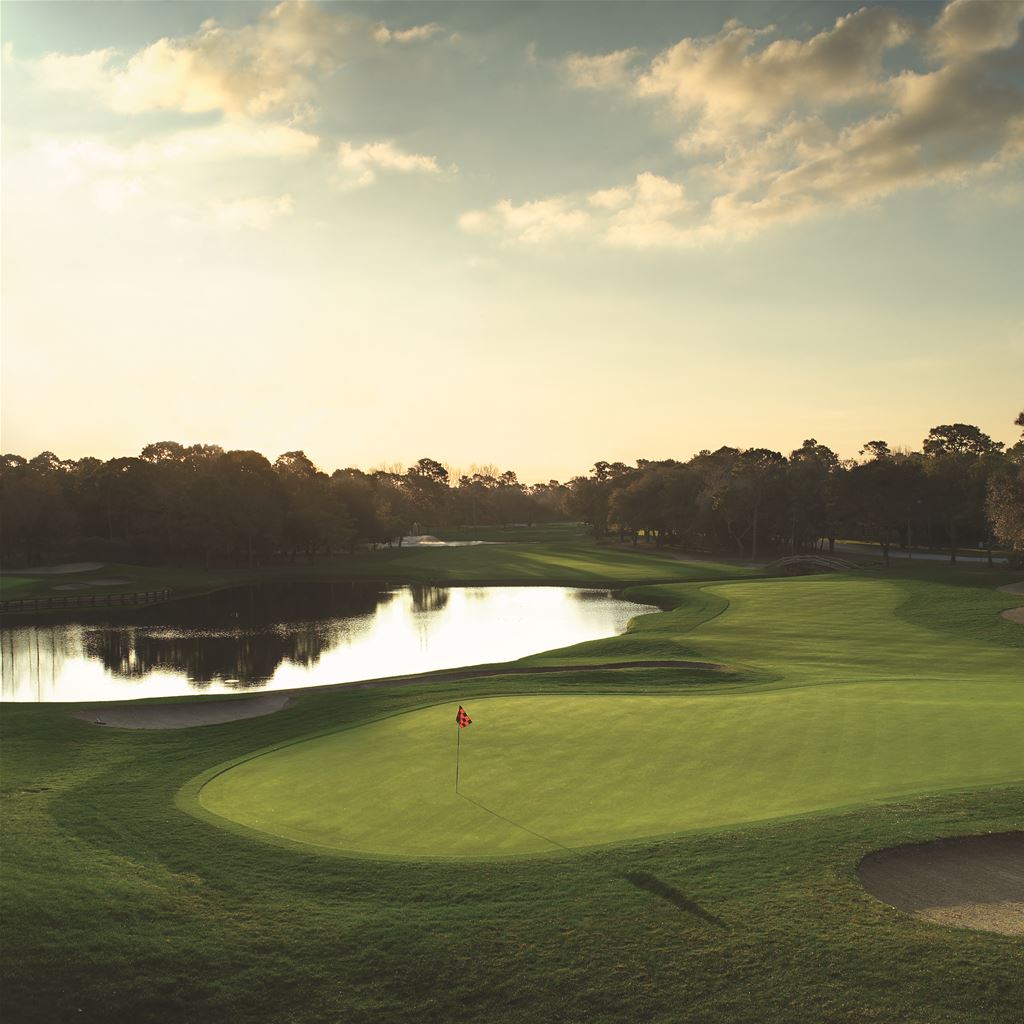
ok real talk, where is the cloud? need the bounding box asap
[28,1,442,120]
[592,172,697,248]
[460,174,697,248]
[631,7,915,147]
[565,48,641,90]
[210,194,295,230]
[929,0,1024,59]
[32,120,318,184]
[373,23,441,44]
[486,0,1024,248]
[459,197,588,244]
[8,120,315,231]
[336,140,445,186]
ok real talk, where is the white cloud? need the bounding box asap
[631,7,914,145]
[597,172,696,248]
[29,120,317,186]
[565,48,641,90]
[210,194,295,230]
[459,197,588,244]
[529,0,1024,246]
[373,23,441,44]
[461,173,698,249]
[8,120,315,231]
[337,140,444,186]
[27,1,442,120]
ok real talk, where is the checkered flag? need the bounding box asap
[455,705,472,729]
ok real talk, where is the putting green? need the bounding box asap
[198,576,1024,857]
[200,685,1024,857]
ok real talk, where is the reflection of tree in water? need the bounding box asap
[408,586,450,614]
[84,626,341,688]
[82,582,390,688]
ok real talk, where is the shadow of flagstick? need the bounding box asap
[457,792,572,852]
[457,792,729,929]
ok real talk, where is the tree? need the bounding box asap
[923,423,1002,562]
[987,412,1024,558]
[787,439,840,554]
[846,444,919,567]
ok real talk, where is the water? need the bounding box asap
[0,583,655,702]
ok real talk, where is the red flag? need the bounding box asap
[455,705,472,728]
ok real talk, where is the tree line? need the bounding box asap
[0,446,565,567]
[565,415,1024,566]
[1,414,1021,568]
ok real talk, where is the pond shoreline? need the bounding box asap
[3,583,664,703]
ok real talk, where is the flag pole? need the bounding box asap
[455,712,461,793]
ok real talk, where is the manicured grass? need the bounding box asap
[198,575,1024,857]
[200,685,1024,857]
[0,527,759,603]
[2,562,1022,1023]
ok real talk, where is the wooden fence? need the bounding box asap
[0,589,174,615]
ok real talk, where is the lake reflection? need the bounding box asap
[0,584,654,702]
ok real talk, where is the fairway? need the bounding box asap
[200,685,1024,857]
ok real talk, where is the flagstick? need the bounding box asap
[455,716,461,793]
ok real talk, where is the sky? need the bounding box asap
[2,0,1022,482]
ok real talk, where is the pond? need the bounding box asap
[0,583,656,703]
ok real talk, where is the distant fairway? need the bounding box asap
[199,576,1024,857]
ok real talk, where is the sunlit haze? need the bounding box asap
[3,0,1022,480]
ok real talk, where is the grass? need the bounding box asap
[2,552,1023,1022]
[197,574,1024,857]
[199,686,1024,857]
[0,525,759,604]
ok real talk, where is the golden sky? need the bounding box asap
[3,1,1022,480]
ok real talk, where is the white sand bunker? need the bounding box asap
[999,581,1024,624]
[859,833,1024,936]
[26,562,105,575]
[53,577,132,591]
[400,535,501,547]
[73,693,295,730]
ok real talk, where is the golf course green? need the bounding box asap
[197,576,1024,857]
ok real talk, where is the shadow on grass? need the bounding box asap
[457,791,572,852]
[623,871,728,928]
[458,791,728,927]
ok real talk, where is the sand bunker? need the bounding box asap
[859,833,1024,936]
[73,693,295,730]
[998,581,1024,625]
[24,562,105,575]
[53,577,132,591]
[400,535,500,547]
